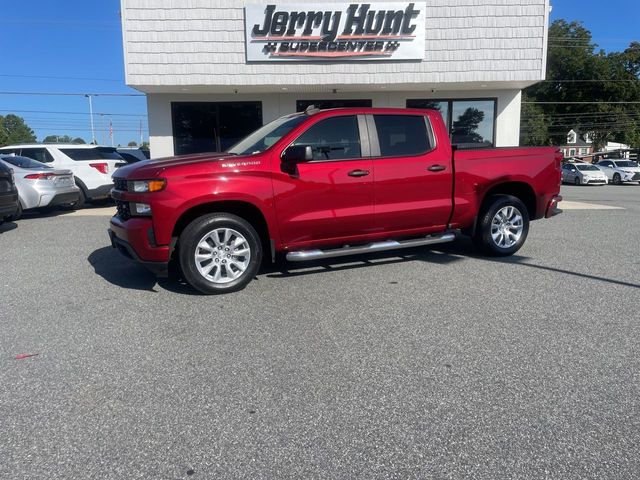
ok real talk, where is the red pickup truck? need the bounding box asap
[109,107,562,294]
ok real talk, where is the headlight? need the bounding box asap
[132,179,166,193]
[131,202,152,216]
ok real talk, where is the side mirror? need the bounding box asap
[281,145,313,164]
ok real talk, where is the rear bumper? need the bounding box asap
[545,195,563,218]
[108,215,170,276]
[87,184,114,200]
[0,192,19,218]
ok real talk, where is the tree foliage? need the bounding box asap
[522,20,640,149]
[42,135,86,144]
[0,114,36,146]
[127,141,138,147]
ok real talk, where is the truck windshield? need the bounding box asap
[228,114,307,155]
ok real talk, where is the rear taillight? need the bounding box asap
[24,173,57,180]
[90,163,109,174]
[555,149,564,170]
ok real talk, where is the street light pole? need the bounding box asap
[85,94,96,144]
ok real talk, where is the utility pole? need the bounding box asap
[85,94,96,144]
[140,118,143,146]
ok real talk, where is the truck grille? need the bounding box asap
[0,179,9,193]
[113,178,128,191]
[115,200,131,220]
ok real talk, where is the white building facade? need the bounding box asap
[120,0,551,158]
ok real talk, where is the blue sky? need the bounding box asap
[0,0,638,146]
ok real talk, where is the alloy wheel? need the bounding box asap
[194,228,251,284]
[490,206,524,249]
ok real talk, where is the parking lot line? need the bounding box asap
[560,201,624,210]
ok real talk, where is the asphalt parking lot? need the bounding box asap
[1,185,639,479]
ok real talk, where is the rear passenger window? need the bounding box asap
[293,116,361,161]
[374,115,432,157]
[20,148,54,163]
[59,148,124,161]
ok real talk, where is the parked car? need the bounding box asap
[116,148,151,164]
[595,159,640,185]
[561,162,608,185]
[0,160,19,223]
[0,144,126,207]
[109,107,563,294]
[0,155,80,219]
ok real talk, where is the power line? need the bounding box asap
[0,109,147,117]
[0,74,121,82]
[0,91,144,97]
[523,101,640,105]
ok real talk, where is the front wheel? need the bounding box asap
[178,213,262,294]
[574,177,581,186]
[473,195,530,257]
[612,173,622,185]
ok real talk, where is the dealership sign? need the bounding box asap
[245,3,426,61]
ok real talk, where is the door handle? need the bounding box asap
[427,164,447,172]
[348,169,370,177]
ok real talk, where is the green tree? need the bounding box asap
[523,20,640,149]
[43,135,73,143]
[127,141,138,147]
[72,137,86,144]
[0,114,36,146]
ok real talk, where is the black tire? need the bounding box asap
[9,202,23,221]
[574,176,581,185]
[70,187,86,209]
[612,173,622,185]
[178,213,262,294]
[473,195,530,257]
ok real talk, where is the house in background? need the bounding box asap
[560,129,594,159]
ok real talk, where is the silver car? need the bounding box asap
[0,155,80,219]
[561,162,608,185]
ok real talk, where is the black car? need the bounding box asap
[116,147,151,163]
[0,161,19,223]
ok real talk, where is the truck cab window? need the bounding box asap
[293,116,361,161]
[374,115,431,157]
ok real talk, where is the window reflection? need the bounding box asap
[407,98,496,147]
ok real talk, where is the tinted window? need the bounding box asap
[0,155,51,169]
[20,148,54,163]
[59,147,124,161]
[374,115,431,157]
[293,116,361,161]
[172,102,263,155]
[406,99,496,147]
[599,161,613,167]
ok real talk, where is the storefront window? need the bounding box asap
[296,99,372,112]
[407,98,496,147]
[171,102,263,155]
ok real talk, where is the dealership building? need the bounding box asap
[120,0,551,158]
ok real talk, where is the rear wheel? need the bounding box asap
[473,195,529,257]
[9,202,23,221]
[69,187,86,209]
[178,213,262,294]
[612,173,622,185]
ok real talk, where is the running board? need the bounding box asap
[286,232,456,262]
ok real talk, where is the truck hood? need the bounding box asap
[113,152,261,179]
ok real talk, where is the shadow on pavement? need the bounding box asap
[88,236,639,293]
[0,220,18,234]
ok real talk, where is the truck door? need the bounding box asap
[369,113,453,234]
[272,114,375,248]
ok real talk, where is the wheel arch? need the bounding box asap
[466,181,536,236]
[171,200,273,262]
